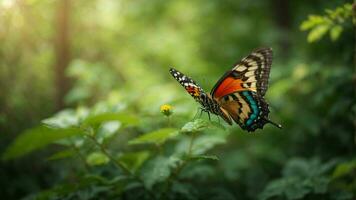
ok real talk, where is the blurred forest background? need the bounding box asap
[0,0,355,199]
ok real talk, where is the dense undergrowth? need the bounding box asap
[1,1,355,199]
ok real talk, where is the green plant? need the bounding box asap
[3,99,228,199]
[1,1,355,199]
[300,3,353,42]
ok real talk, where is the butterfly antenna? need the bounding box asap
[266,119,282,129]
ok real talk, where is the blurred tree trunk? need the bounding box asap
[54,0,71,110]
[353,1,356,145]
[270,0,291,56]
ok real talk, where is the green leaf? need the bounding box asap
[42,109,79,128]
[181,119,209,133]
[330,25,343,41]
[82,113,139,127]
[190,155,219,161]
[174,134,227,157]
[311,177,329,194]
[332,160,356,179]
[259,179,285,200]
[300,15,325,30]
[209,121,227,130]
[2,126,83,160]
[220,151,250,181]
[140,156,179,189]
[118,151,150,173]
[300,4,352,43]
[282,158,311,177]
[260,158,335,200]
[283,157,335,178]
[205,188,236,200]
[331,191,354,200]
[47,149,76,161]
[180,164,215,182]
[171,182,197,200]
[307,24,329,43]
[96,121,121,143]
[191,134,227,155]
[86,152,110,166]
[284,179,311,200]
[181,119,225,134]
[259,178,310,200]
[128,128,178,145]
[28,175,116,199]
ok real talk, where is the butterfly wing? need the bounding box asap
[169,68,206,102]
[170,68,233,125]
[210,47,273,98]
[169,48,280,131]
[211,48,280,131]
[220,91,271,132]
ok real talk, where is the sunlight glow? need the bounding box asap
[1,0,15,9]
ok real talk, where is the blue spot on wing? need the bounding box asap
[241,91,260,126]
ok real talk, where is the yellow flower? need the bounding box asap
[160,104,173,117]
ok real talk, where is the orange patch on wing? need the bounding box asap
[186,86,200,97]
[213,77,244,98]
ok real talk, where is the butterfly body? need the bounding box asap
[169,68,232,124]
[170,47,281,132]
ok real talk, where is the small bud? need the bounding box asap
[160,104,173,117]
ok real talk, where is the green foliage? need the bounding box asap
[1,0,355,200]
[140,155,179,189]
[300,3,352,42]
[42,110,82,129]
[47,149,76,161]
[188,133,227,156]
[129,128,179,145]
[86,152,110,166]
[332,160,356,179]
[181,119,226,133]
[331,160,356,194]
[24,175,125,200]
[118,151,151,173]
[82,113,139,127]
[2,126,83,160]
[259,158,336,200]
[190,155,219,161]
[65,60,120,104]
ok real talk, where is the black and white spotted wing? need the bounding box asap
[169,68,207,102]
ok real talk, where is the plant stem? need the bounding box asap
[86,134,131,175]
[86,134,156,198]
[70,142,90,172]
[167,116,171,127]
[162,132,196,197]
[187,132,196,156]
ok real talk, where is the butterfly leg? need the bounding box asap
[207,111,211,121]
[199,108,204,118]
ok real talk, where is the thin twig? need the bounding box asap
[86,134,131,174]
[187,133,196,156]
[161,133,196,197]
[167,116,171,127]
[85,134,156,198]
[70,142,90,171]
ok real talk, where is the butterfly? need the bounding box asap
[169,47,282,132]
